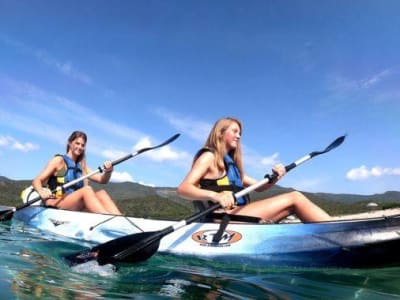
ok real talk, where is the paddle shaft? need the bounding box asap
[237,154,323,197]
[0,133,180,221]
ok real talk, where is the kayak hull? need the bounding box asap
[13,207,400,268]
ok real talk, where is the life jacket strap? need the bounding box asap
[211,213,263,243]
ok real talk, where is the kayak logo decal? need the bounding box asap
[49,218,70,227]
[192,230,242,247]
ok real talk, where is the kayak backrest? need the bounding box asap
[20,186,42,206]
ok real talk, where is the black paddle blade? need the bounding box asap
[64,249,99,267]
[137,133,180,154]
[0,210,13,222]
[64,231,161,266]
[95,231,161,265]
[310,135,346,157]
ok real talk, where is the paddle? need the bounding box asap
[64,134,346,267]
[0,133,180,222]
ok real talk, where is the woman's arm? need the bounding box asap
[242,163,286,192]
[87,160,113,184]
[179,152,245,209]
[32,156,62,199]
[177,152,219,202]
[242,174,274,192]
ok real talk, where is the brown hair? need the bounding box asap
[203,117,244,178]
[66,131,87,163]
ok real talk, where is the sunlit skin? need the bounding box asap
[32,132,122,215]
[178,118,331,223]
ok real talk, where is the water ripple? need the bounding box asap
[1,222,400,299]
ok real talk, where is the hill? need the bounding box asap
[0,177,192,220]
[0,176,399,219]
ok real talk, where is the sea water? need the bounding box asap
[1,222,400,299]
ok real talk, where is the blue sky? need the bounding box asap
[0,0,399,195]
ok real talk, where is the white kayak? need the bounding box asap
[12,206,400,268]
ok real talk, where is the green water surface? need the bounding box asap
[1,222,400,299]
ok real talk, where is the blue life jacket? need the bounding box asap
[48,154,83,197]
[223,154,247,206]
[197,149,249,208]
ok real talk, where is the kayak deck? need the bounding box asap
[12,206,400,268]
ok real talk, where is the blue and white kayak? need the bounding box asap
[13,206,400,268]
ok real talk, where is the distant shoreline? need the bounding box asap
[282,208,400,223]
[2,204,399,223]
[332,208,400,220]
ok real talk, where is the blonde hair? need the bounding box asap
[204,117,244,178]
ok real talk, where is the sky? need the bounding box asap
[0,0,399,195]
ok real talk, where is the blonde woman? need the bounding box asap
[177,117,330,223]
[32,131,121,214]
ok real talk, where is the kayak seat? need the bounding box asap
[210,213,266,243]
[193,200,263,223]
[204,212,262,224]
[42,204,59,209]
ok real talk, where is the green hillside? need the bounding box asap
[1,176,399,219]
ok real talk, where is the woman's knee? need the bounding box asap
[289,190,303,198]
[96,189,110,198]
[96,189,106,194]
[286,190,308,204]
[81,185,95,195]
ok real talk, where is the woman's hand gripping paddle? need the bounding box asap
[0,134,180,222]
[64,135,346,267]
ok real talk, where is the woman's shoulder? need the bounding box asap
[194,147,215,159]
[196,147,215,157]
[190,150,216,178]
[47,154,66,168]
[50,154,65,163]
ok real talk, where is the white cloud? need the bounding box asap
[101,149,130,161]
[331,68,394,93]
[0,136,9,147]
[0,35,92,85]
[137,181,155,187]
[110,171,134,183]
[56,96,144,141]
[154,108,211,142]
[346,165,400,181]
[0,77,144,153]
[360,69,392,89]
[133,136,189,162]
[0,135,39,152]
[261,152,280,166]
[12,141,38,152]
[155,109,281,173]
[0,105,71,145]
[290,178,324,192]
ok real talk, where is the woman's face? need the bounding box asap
[222,122,241,150]
[68,137,86,157]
